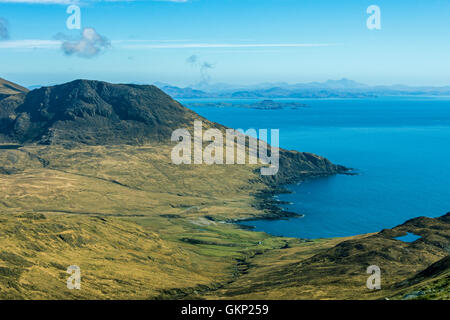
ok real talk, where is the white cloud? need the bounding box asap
[0,0,187,3]
[58,27,110,57]
[0,17,9,40]
[0,0,73,3]
[119,42,336,49]
[0,39,336,50]
[0,39,59,48]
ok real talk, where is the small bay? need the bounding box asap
[183,97,450,239]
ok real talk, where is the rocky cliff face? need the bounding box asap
[262,150,348,186]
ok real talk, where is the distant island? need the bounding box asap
[185,99,309,110]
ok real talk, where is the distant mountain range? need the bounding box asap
[154,78,450,99]
[2,78,449,145]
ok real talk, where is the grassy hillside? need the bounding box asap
[0,80,447,300]
[0,144,448,299]
[388,253,449,300]
[0,78,28,98]
[204,214,449,300]
[0,143,288,299]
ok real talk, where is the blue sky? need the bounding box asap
[0,0,449,87]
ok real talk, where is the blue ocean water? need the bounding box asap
[181,97,450,239]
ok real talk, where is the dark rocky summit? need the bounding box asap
[0,79,201,145]
[263,150,348,186]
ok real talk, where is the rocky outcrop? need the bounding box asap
[0,79,201,145]
[263,150,349,186]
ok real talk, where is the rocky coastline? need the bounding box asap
[234,150,352,225]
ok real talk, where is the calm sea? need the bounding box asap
[181,97,450,239]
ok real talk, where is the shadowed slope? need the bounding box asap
[0,80,204,145]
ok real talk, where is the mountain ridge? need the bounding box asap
[0,78,29,99]
[0,79,205,145]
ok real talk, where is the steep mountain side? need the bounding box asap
[389,255,449,300]
[204,213,450,300]
[0,80,204,145]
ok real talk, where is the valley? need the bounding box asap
[0,79,448,300]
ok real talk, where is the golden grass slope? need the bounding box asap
[0,78,28,96]
[0,144,265,219]
[0,144,287,299]
[0,213,207,299]
[204,215,449,300]
[0,144,448,300]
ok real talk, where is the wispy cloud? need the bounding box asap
[186,54,215,83]
[0,39,59,48]
[0,0,73,3]
[0,39,336,50]
[0,17,9,40]
[120,42,336,49]
[0,0,188,3]
[186,54,198,65]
